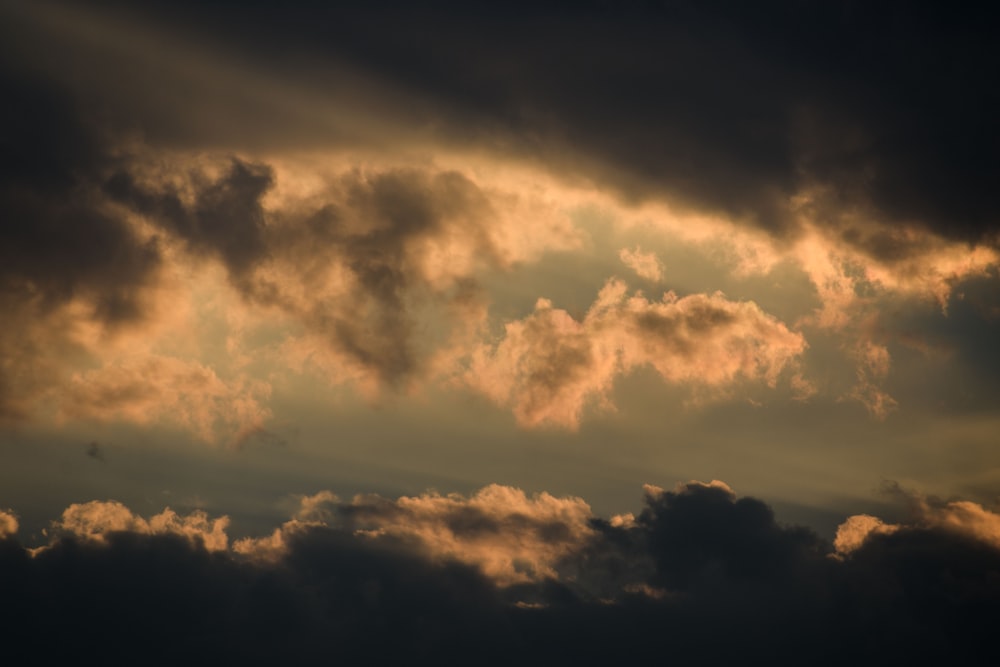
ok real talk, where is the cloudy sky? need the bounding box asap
[2,0,1000,661]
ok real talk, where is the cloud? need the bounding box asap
[237,485,596,585]
[40,1,996,248]
[845,341,898,419]
[619,246,663,282]
[5,481,1000,664]
[0,510,17,537]
[836,491,1000,555]
[466,279,807,428]
[4,1,998,435]
[51,500,229,552]
[57,354,272,445]
[13,1,999,254]
[108,156,581,393]
[0,65,165,423]
[104,158,274,280]
[340,485,595,584]
[833,514,899,555]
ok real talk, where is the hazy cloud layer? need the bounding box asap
[59,355,272,445]
[4,481,1000,664]
[20,1,996,246]
[2,0,999,433]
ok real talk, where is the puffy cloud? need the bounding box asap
[53,500,229,552]
[466,279,807,428]
[110,156,581,393]
[341,485,596,584]
[921,500,1000,549]
[0,509,18,537]
[7,481,1000,664]
[619,246,663,282]
[237,485,596,585]
[833,514,898,554]
[836,493,1000,555]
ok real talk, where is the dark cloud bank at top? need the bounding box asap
[35,0,1000,248]
[3,482,1000,665]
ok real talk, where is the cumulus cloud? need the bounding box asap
[833,514,899,554]
[836,491,1000,555]
[109,156,581,393]
[466,279,807,428]
[5,481,1000,664]
[51,500,229,552]
[237,485,595,585]
[340,485,595,584]
[0,509,18,537]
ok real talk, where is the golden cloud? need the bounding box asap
[465,279,807,428]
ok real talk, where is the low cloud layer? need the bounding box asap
[237,485,597,585]
[4,481,1000,664]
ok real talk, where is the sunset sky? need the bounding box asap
[2,1,999,662]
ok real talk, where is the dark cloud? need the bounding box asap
[881,270,1000,414]
[108,161,500,385]
[268,168,498,383]
[638,482,831,591]
[0,528,514,666]
[0,73,161,323]
[4,483,1000,665]
[41,0,1000,246]
[0,65,162,421]
[105,159,272,279]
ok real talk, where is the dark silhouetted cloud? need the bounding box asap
[4,481,1000,664]
[35,0,999,248]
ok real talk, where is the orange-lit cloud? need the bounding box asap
[237,485,596,585]
[465,279,807,428]
[0,509,18,537]
[57,355,271,445]
[833,514,898,554]
[52,500,229,552]
[619,246,663,282]
[835,494,1000,555]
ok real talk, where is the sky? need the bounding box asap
[2,1,1000,662]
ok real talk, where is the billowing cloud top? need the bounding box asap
[5,481,1000,664]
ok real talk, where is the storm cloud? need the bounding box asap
[18,1,998,247]
[2,6,1000,662]
[4,481,1000,664]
